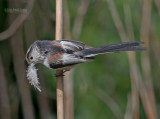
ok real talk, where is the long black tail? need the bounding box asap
[75,42,146,57]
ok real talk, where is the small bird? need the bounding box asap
[26,40,145,73]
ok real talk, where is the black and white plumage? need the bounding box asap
[26,40,145,71]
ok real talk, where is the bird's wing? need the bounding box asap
[49,53,93,69]
[54,40,92,52]
[48,40,94,69]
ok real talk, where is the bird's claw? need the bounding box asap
[54,70,69,77]
[54,73,65,77]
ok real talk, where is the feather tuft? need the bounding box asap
[26,63,41,92]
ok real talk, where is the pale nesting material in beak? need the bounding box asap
[26,63,41,92]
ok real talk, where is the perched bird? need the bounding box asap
[26,40,145,72]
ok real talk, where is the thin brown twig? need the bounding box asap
[72,0,91,40]
[106,0,127,42]
[124,94,132,119]
[140,0,152,83]
[124,4,139,119]
[55,0,64,119]
[140,0,157,118]
[124,4,135,42]
[128,50,154,119]
[0,0,35,41]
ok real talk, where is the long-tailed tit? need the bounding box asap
[26,40,145,91]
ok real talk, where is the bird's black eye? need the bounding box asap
[30,56,33,60]
[44,51,48,54]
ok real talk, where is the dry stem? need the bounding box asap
[55,0,64,119]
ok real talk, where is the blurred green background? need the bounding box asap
[0,0,160,119]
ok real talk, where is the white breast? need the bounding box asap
[43,58,50,68]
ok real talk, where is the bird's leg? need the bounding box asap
[54,72,65,77]
[54,68,71,77]
[54,69,71,77]
[63,70,68,73]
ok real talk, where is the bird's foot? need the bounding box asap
[54,73,64,77]
[54,70,70,77]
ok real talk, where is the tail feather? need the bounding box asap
[75,42,146,57]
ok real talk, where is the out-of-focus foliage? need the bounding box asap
[0,0,160,119]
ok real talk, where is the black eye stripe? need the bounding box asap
[26,46,33,59]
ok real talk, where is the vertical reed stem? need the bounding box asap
[55,0,64,119]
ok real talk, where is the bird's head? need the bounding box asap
[26,41,45,64]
